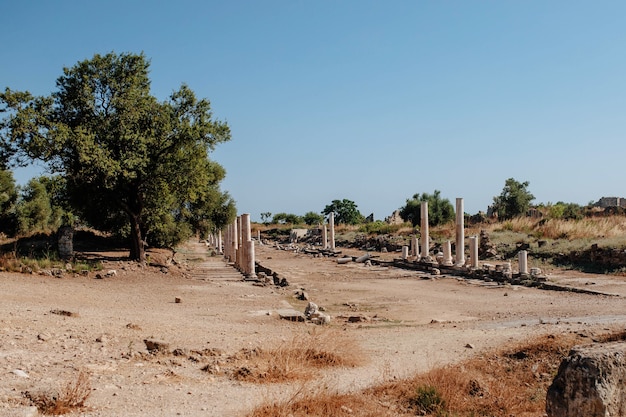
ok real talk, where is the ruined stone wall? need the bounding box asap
[595,196,626,208]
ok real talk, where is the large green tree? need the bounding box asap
[322,199,363,225]
[492,178,535,220]
[0,170,18,235]
[0,52,233,261]
[399,190,454,227]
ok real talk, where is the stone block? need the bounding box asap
[546,341,626,417]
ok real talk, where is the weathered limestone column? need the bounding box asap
[402,245,409,260]
[419,202,431,261]
[411,236,419,258]
[217,230,223,254]
[455,198,465,266]
[224,224,231,260]
[236,216,243,271]
[241,213,256,279]
[329,212,335,251]
[442,240,453,266]
[469,236,479,269]
[518,250,528,276]
[322,224,328,249]
[231,218,239,266]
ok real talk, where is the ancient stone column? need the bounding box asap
[402,245,409,260]
[236,216,243,271]
[231,218,239,266]
[241,213,256,279]
[224,224,231,260]
[329,212,335,251]
[241,214,251,275]
[322,224,328,249]
[455,198,466,266]
[442,240,453,266]
[469,236,479,268]
[518,250,528,276]
[420,202,431,261]
[411,236,419,258]
[218,230,223,254]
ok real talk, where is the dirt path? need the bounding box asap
[1,240,625,416]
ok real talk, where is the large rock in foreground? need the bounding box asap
[546,341,626,417]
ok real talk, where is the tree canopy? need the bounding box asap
[0,52,235,260]
[492,178,535,220]
[322,199,363,225]
[399,190,454,227]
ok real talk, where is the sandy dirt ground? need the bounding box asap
[1,240,626,416]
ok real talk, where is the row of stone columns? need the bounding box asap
[223,213,256,279]
[206,230,223,254]
[413,197,531,273]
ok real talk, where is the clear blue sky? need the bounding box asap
[3,1,626,222]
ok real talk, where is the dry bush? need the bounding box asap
[233,329,363,383]
[370,332,586,417]
[24,371,91,415]
[0,252,22,272]
[247,384,396,417]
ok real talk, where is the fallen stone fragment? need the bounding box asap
[276,309,306,322]
[12,369,29,378]
[144,338,171,353]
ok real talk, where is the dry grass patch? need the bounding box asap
[231,329,363,383]
[248,330,626,417]
[24,371,91,415]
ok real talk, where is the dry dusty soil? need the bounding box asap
[2,240,626,416]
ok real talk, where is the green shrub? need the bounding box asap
[410,385,447,415]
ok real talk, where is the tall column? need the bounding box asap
[224,224,231,261]
[455,198,465,266]
[469,236,479,269]
[241,213,256,279]
[518,250,528,276]
[329,213,335,251]
[236,216,243,271]
[322,224,328,249]
[442,240,453,266]
[420,202,431,261]
[231,218,239,266]
[218,230,223,254]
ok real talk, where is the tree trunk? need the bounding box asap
[128,213,145,262]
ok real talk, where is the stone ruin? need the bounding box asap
[547,341,626,416]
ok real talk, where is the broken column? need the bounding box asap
[469,236,479,269]
[402,246,409,261]
[455,198,465,266]
[419,202,431,261]
[322,224,328,249]
[329,212,335,251]
[442,240,453,266]
[518,250,528,276]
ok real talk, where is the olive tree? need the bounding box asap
[399,190,454,227]
[322,199,363,225]
[492,178,535,220]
